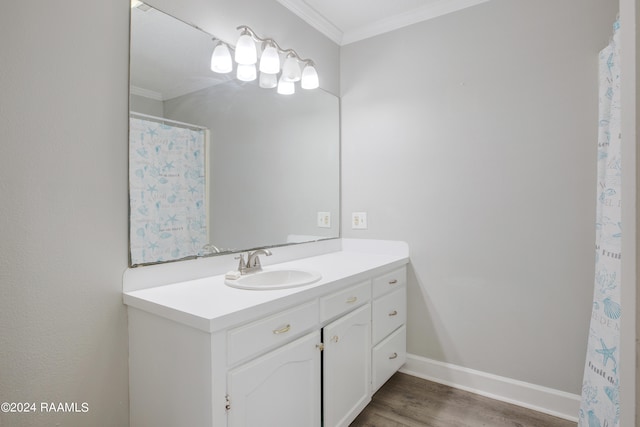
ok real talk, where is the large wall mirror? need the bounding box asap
[129,3,340,266]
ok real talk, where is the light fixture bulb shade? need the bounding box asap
[237,63,257,82]
[259,45,280,74]
[281,55,301,82]
[235,33,257,65]
[301,64,319,89]
[210,43,233,74]
[277,75,295,95]
[259,72,278,89]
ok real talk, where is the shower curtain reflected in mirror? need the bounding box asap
[129,115,208,265]
[579,19,621,427]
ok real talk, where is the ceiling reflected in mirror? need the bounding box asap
[130,4,232,102]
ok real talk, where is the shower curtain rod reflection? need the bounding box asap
[129,111,208,132]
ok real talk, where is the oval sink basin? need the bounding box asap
[225,269,322,290]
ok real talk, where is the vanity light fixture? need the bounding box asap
[277,76,295,95]
[236,63,257,82]
[259,72,278,89]
[301,63,319,89]
[210,25,319,94]
[281,53,302,82]
[234,28,258,65]
[210,42,233,74]
[259,41,280,74]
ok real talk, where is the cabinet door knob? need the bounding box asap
[346,296,357,304]
[389,352,398,360]
[388,279,398,285]
[331,335,339,343]
[388,310,398,316]
[273,324,291,335]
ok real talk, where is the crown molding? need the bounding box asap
[276,0,490,46]
[342,0,490,45]
[275,0,344,45]
[130,85,164,101]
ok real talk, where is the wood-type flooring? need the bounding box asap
[350,373,577,427]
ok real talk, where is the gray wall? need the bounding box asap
[130,94,164,117]
[0,0,339,426]
[341,0,618,394]
[0,1,130,426]
[165,84,340,251]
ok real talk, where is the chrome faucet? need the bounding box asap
[237,249,272,274]
[201,243,221,255]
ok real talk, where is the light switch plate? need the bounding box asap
[317,212,331,228]
[352,212,368,229]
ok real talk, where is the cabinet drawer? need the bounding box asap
[372,267,406,298]
[372,286,406,344]
[227,300,319,366]
[372,325,406,392]
[320,280,371,322]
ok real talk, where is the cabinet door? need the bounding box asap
[323,304,371,427]
[227,330,321,427]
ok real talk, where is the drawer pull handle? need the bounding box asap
[389,279,398,285]
[389,310,398,316]
[389,352,398,360]
[346,296,358,304]
[273,324,291,335]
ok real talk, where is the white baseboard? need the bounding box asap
[399,354,580,422]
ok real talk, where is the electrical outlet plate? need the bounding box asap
[317,212,331,228]
[352,212,368,229]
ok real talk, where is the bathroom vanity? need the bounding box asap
[123,239,409,427]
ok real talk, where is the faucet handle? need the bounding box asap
[202,243,221,254]
[247,249,272,268]
[235,254,246,271]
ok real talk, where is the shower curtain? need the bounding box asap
[129,116,208,265]
[578,19,621,427]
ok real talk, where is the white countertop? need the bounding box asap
[123,239,409,333]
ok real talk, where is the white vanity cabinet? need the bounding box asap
[124,244,409,427]
[371,267,407,392]
[321,282,372,427]
[227,330,322,427]
[224,300,322,426]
